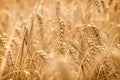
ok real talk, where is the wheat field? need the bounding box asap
[0,0,120,80]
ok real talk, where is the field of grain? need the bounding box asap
[0,0,120,80]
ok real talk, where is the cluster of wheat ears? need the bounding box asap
[0,0,120,80]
